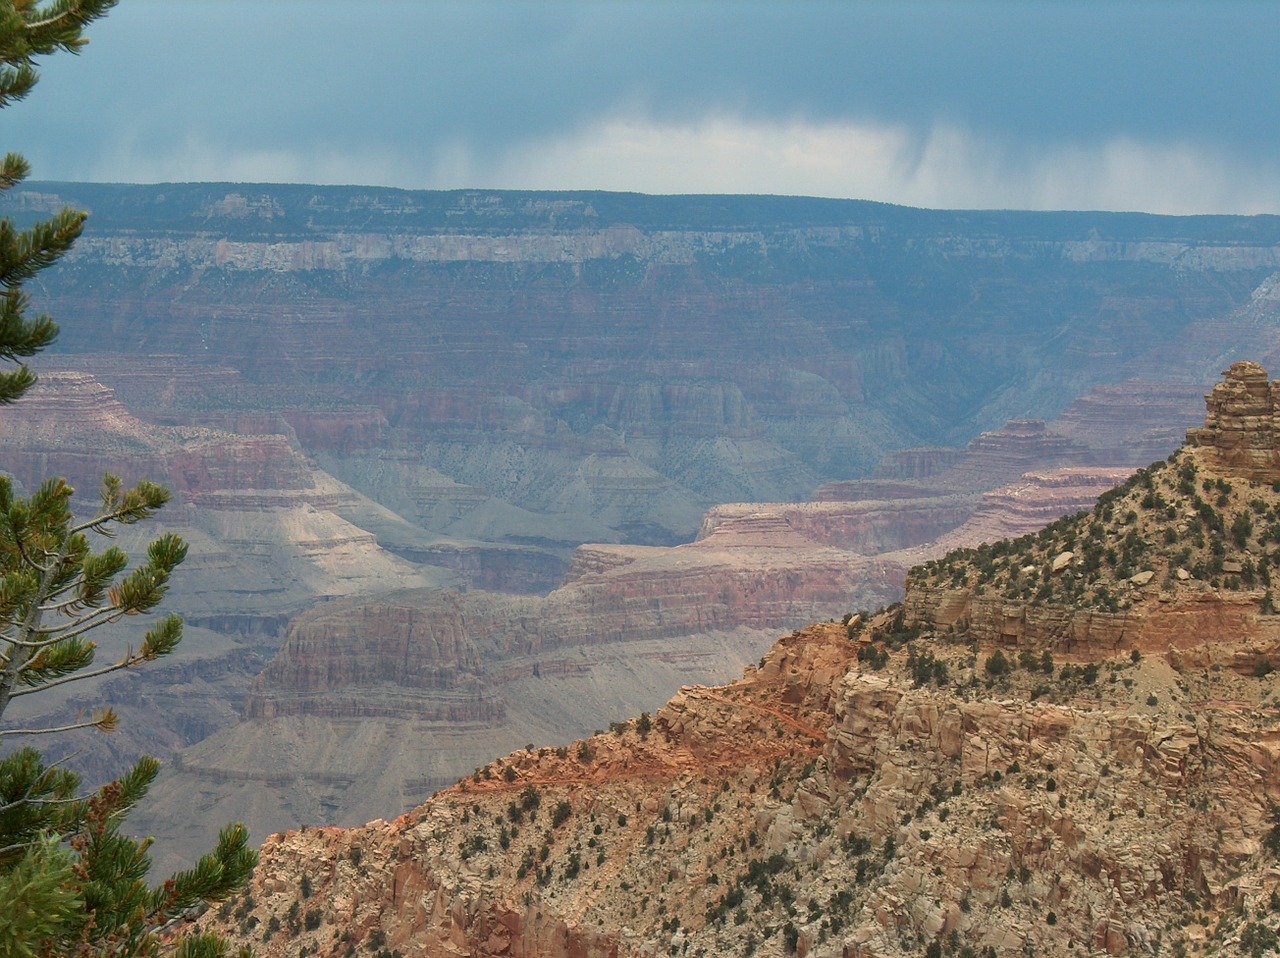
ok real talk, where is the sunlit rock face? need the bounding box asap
[1187,360,1280,482]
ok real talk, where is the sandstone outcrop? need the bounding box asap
[194,365,1280,957]
[1187,360,1280,481]
[201,618,1280,958]
[0,371,445,618]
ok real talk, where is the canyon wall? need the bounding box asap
[202,615,1280,958]
[129,451,1141,868]
[194,369,1280,958]
[17,186,1280,867]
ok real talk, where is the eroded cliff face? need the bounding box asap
[133,440,1143,865]
[193,366,1280,957]
[200,618,1280,958]
[26,188,1280,894]
[32,183,1280,539]
[0,371,453,785]
[0,372,445,620]
[129,509,904,864]
[1188,360,1280,482]
[131,416,1154,870]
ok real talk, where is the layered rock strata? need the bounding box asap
[190,365,1280,957]
[906,364,1280,669]
[129,510,904,866]
[134,457,1137,870]
[202,616,1280,957]
[1187,360,1280,482]
[34,184,1280,539]
[0,371,454,784]
[29,186,1280,895]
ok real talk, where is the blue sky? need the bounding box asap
[8,0,1280,213]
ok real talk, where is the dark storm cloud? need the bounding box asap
[6,1,1279,211]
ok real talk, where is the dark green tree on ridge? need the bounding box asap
[0,3,256,955]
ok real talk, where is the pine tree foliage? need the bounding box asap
[0,0,120,406]
[0,3,257,955]
[0,476,187,724]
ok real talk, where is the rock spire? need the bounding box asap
[1187,360,1280,482]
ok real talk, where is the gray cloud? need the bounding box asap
[7,1,1280,212]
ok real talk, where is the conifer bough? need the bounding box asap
[0,3,258,956]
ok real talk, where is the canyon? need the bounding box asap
[198,364,1280,958]
[12,185,1280,864]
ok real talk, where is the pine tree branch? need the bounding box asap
[2,630,68,651]
[5,602,121,648]
[34,603,122,643]
[39,592,104,614]
[0,791,84,815]
[8,648,155,697]
[13,528,47,573]
[23,0,119,42]
[0,714,110,737]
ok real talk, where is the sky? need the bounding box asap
[7,0,1280,214]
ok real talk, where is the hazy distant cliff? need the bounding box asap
[22,184,1280,869]
[31,183,1280,525]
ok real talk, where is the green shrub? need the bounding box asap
[551,800,573,828]
[1264,807,1280,857]
[1241,921,1280,958]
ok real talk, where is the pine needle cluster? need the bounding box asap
[0,4,257,955]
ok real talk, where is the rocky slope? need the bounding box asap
[25,185,1280,888]
[131,433,1130,870]
[128,508,900,866]
[198,362,1280,958]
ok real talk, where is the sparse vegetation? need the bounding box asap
[984,649,1010,676]
[213,397,1280,958]
[913,450,1280,616]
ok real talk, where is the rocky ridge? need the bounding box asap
[905,362,1280,664]
[131,452,1122,866]
[197,366,1280,957]
[27,185,1280,895]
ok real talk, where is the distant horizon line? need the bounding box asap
[17,179,1280,221]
